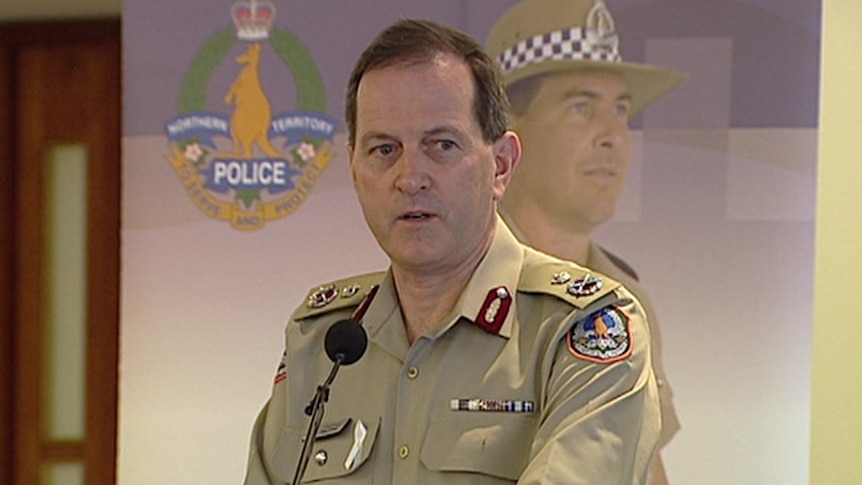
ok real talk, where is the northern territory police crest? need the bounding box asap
[164,0,337,230]
[567,305,632,364]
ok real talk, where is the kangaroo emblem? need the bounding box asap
[224,42,282,158]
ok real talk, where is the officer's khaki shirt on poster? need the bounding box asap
[244,220,660,484]
[499,208,680,452]
[586,243,681,449]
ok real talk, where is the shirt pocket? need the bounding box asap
[271,416,381,483]
[420,411,536,481]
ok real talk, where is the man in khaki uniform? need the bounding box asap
[485,1,687,482]
[245,18,659,484]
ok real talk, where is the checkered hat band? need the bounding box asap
[498,27,621,74]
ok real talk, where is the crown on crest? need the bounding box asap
[232,0,276,41]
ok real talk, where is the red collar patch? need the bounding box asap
[473,286,512,335]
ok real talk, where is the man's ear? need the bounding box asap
[491,131,521,201]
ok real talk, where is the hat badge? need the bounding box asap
[585,0,619,56]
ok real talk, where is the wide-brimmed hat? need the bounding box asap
[486,0,686,116]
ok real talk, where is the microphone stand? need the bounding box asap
[292,353,345,485]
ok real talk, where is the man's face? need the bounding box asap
[507,69,632,234]
[349,54,516,275]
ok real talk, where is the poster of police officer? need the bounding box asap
[121,0,819,483]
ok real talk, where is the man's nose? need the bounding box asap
[393,148,431,194]
[594,109,629,149]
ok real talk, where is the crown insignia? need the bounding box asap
[232,0,276,41]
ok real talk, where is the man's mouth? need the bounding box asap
[582,168,620,184]
[399,211,434,220]
[584,168,616,177]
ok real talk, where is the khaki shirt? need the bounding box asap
[244,221,660,484]
[586,243,680,447]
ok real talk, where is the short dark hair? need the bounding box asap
[345,19,510,146]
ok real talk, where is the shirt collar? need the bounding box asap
[362,215,525,345]
[448,215,523,338]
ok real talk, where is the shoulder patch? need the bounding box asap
[293,271,386,320]
[566,305,633,364]
[519,259,620,309]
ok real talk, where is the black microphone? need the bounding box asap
[293,319,368,484]
[324,318,368,365]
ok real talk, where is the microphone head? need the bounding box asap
[324,319,368,365]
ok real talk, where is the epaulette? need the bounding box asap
[293,271,386,321]
[519,259,621,310]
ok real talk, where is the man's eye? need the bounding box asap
[571,102,590,115]
[425,138,458,153]
[372,144,395,156]
[436,139,456,150]
[615,104,631,116]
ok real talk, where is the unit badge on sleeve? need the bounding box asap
[567,305,632,363]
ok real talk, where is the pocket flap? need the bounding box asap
[271,415,381,483]
[316,417,351,439]
[420,412,535,480]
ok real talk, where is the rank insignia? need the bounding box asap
[340,284,361,298]
[308,284,338,308]
[551,271,572,285]
[567,305,632,363]
[566,274,603,297]
[474,286,512,335]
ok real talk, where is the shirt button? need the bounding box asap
[398,445,410,459]
[314,450,328,466]
[406,367,419,379]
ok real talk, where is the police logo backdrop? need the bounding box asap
[121,1,820,484]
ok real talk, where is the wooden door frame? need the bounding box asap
[0,22,15,485]
[0,18,121,485]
